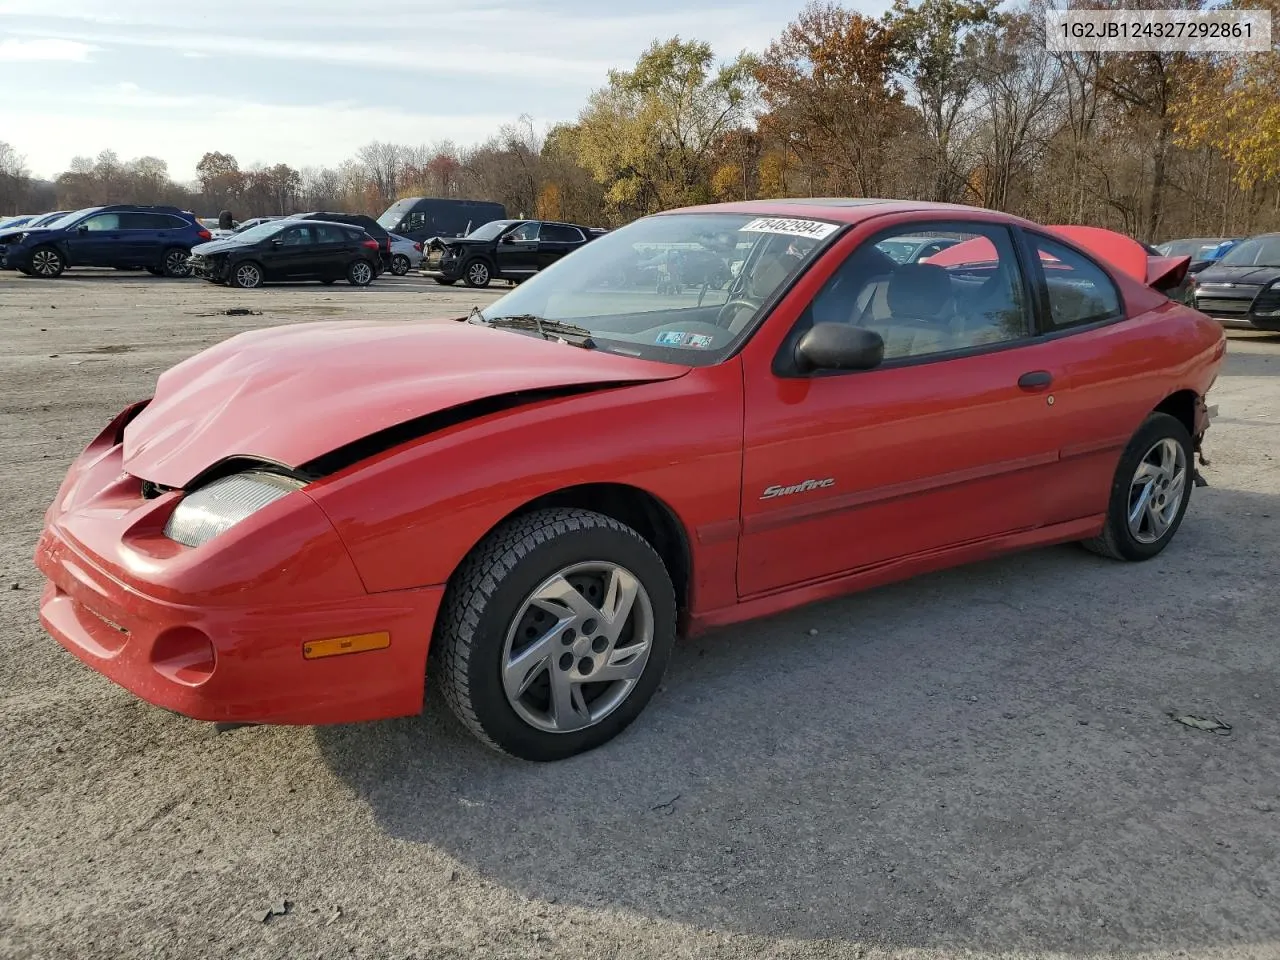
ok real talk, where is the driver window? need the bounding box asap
[281,226,312,246]
[509,222,541,242]
[800,223,1032,362]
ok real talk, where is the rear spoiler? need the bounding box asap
[1046,225,1190,294]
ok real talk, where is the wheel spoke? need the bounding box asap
[1128,480,1154,531]
[502,626,563,701]
[530,574,600,623]
[591,642,651,684]
[1166,468,1187,506]
[547,665,592,732]
[1133,460,1161,483]
[598,567,640,642]
[1146,496,1170,539]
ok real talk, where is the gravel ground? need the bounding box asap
[1,270,1278,960]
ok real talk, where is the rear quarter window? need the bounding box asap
[1027,234,1124,330]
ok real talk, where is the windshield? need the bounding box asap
[1160,239,1220,258]
[224,221,284,244]
[476,212,840,365]
[1218,236,1280,268]
[45,208,93,230]
[465,220,514,241]
[377,200,415,230]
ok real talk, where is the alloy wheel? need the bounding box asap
[32,249,60,276]
[235,264,262,288]
[165,249,190,277]
[467,262,490,286]
[1127,437,1188,544]
[350,261,373,285]
[501,561,654,734]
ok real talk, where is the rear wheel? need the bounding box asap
[436,508,677,761]
[229,261,264,289]
[347,259,375,286]
[463,259,491,288]
[161,247,191,278]
[1081,412,1194,561]
[390,254,410,276]
[29,246,64,277]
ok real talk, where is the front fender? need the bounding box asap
[304,362,745,597]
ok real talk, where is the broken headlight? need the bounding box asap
[163,471,305,547]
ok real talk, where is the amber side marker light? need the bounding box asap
[303,631,391,660]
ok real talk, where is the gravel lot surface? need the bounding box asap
[1,270,1278,960]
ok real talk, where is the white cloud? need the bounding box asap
[0,37,96,61]
[5,84,553,181]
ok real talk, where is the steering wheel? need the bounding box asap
[715,297,762,330]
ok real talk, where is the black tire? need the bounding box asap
[346,258,375,286]
[228,260,264,289]
[390,254,410,276]
[161,247,191,278]
[29,246,64,278]
[436,508,678,761]
[1081,412,1195,562]
[462,259,491,288]
[434,277,456,286]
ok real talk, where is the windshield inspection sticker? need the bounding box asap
[741,217,840,240]
[655,331,688,345]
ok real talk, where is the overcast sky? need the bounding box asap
[0,0,892,183]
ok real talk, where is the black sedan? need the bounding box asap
[1192,233,1280,331]
[186,219,384,289]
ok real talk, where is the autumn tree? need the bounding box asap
[885,0,1000,202]
[574,37,755,216]
[754,2,912,197]
[0,141,31,214]
[195,151,243,210]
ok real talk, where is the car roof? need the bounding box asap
[660,198,1031,226]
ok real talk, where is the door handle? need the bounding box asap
[1018,370,1053,391]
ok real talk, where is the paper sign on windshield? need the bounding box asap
[740,217,840,240]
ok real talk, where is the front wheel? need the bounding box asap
[462,259,491,288]
[1081,412,1195,561]
[436,508,677,761]
[229,261,264,289]
[347,259,375,286]
[29,246,65,278]
[390,254,410,276]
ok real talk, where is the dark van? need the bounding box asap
[377,197,507,243]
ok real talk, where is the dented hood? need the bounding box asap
[123,319,690,487]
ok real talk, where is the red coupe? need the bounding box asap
[34,200,1225,761]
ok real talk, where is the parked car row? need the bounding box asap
[420,218,608,287]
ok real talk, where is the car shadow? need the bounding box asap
[316,484,1280,954]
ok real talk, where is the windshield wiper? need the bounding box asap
[480,314,597,348]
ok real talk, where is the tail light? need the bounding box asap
[196,228,212,241]
[361,239,379,250]
[414,242,422,252]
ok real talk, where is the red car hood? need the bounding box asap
[123,320,690,487]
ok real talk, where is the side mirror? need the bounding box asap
[501,234,516,244]
[794,323,884,374]
[77,224,90,234]
[270,238,283,247]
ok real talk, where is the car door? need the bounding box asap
[538,223,583,269]
[265,224,320,279]
[119,212,167,265]
[495,221,541,277]
[737,219,1072,597]
[64,212,122,265]
[314,223,352,277]
[1012,229,1175,526]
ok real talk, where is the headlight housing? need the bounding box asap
[163,471,305,547]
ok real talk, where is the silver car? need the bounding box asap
[389,233,423,275]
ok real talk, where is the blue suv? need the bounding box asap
[0,205,212,278]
